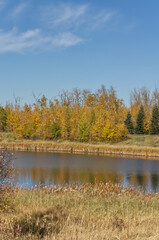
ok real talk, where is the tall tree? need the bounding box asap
[124,112,134,134]
[135,105,145,134]
[0,106,7,131]
[150,105,159,134]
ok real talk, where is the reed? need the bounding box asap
[1,183,159,239]
[1,137,159,158]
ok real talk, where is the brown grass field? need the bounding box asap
[1,183,159,240]
[1,134,159,158]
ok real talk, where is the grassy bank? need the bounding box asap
[1,134,159,158]
[1,183,159,239]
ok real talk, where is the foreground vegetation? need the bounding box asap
[1,183,159,240]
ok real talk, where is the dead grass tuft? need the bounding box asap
[13,205,67,238]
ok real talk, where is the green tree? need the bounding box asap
[0,106,7,132]
[51,122,61,139]
[150,104,159,134]
[135,105,145,134]
[78,121,89,142]
[124,112,134,134]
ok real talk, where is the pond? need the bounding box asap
[14,151,159,192]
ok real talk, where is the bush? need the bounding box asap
[0,150,14,211]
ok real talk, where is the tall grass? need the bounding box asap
[1,183,159,239]
[1,137,159,158]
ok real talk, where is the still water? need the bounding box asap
[14,151,159,192]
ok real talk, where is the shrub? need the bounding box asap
[0,150,14,211]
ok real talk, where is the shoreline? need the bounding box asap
[1,140,159,159]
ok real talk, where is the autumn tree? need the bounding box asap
[1,86,128,142]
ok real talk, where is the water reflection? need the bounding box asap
[14,151,159,192]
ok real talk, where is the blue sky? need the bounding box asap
[0,0,159,106]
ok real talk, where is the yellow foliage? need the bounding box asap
[3,87,128,142]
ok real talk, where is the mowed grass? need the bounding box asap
[1,183,159,240]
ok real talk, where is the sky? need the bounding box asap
[0,0,159,106]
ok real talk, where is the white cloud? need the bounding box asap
[52,32,83,47]
[42,3,117,32]
[0,2,121,54]
[43,4,88,28]
[11,3,28,18]
[0,28,45,53]
[0,28,83,53]
[93,10,116,29]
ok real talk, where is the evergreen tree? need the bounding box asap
[0,106,7,132]
[135,105,145,134]
[124,112,134,134]
[150,104,159,134]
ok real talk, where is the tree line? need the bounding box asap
[0,86,159,142]
[125,87,159,135]
[124,104,159,135]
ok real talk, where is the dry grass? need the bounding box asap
[116,135,159,147]
[1,183,159,239]
[1,135,159,158]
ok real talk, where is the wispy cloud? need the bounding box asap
[54,4,88,25]
[0,2,123,53]
[11,3,28,18]
[0,28,83,53]
[43,4,88,28]
[42,3,117,32]
[52,32,83,47]
[93,10,116,29]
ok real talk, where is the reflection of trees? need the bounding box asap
[134,173,149,190]
[128,173,152,190]
[151,175,159,192]
[128,174,138,187]
[136,174,144,187]
[15,167,159,192]
[16,168,123,186]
